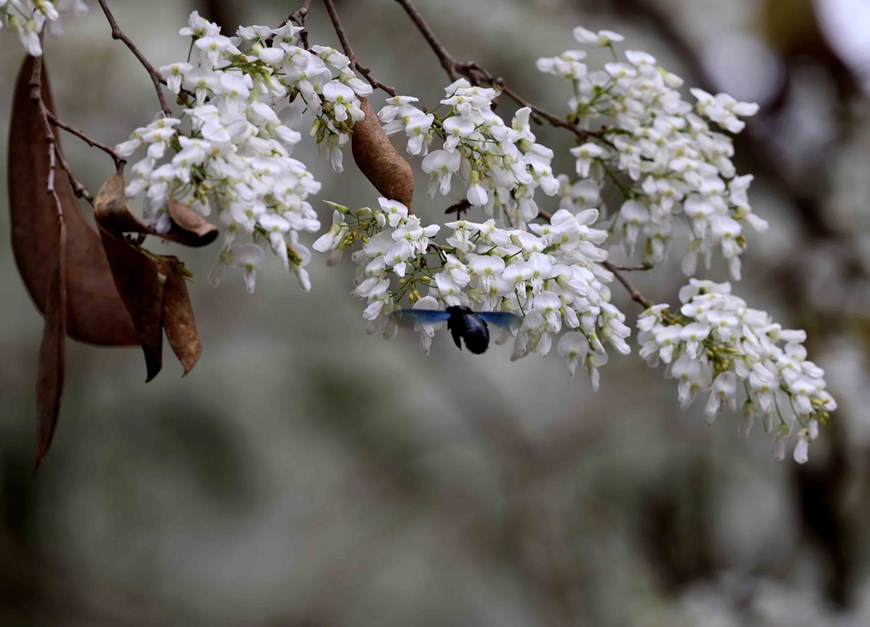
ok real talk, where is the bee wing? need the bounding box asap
[393,309,452,327]
[476,311,521,328]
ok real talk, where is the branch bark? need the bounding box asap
[96,0,172,116]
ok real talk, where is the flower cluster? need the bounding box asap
[11,5,832,463]
[304,22,838,461]
[538,27,767,280]
[314,198,630,388]
[116,11,374,292]
[0,0,87,56]
[379,83,559,226]
[637,280,836,463]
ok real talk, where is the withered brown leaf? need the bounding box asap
[95,225,165,382]
[166,199,219,247]
[160,257,202,375]
[95,172,219,247]
[95,173,208,382]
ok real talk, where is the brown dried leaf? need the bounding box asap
[95,172,219,247]
[34,218,67,473]
[93,172,155,235]
[8,56,138,346]
[160,257,202,375]
[97,225,165,382]
[94,174,215,380]
[352,97,415,208]
[166,200,219,247]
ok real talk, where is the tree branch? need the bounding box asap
[28,55,93,204]
[603,260,652,309]
[393,0,596,140]
[393,0,460,81]
[95,0,172,116]
[45,110,125,169]
[322,0,398,97]
[272,0,313,49]
[458,61,593,140]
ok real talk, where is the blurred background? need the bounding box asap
[2,0,870,624]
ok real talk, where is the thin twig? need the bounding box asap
[352,61,398,98]
[393,0,459,81]
[458,61,592,140]
[271,0,313,48]
[393,1,599,141]
[603,260,652,309]
[322,0,398,97]
[28,55,93,204]
[610,262,653,272]
[96,0,171,116]
[45,110,125,168]
[46,134,65,220]
[537,208,652,307]
[500,82,588,138]
[537,208,553,221]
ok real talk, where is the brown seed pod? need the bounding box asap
[351,97,415,209]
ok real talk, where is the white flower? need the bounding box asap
[573,26,624,46]
[422,150,461,197]
[558,332,589,377]
[411,296,444,355]
[231,243,266,293]
[570,143,606,178]
[378,198,409,227]
[1,0,89,56]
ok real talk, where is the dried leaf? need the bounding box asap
[34,218,67,473]
[93,172,155,235]
[166,200,219,247]
[97,225,165,382]
[94,174,215,381]
[8,56,138,346]
[161,257,202,375]
[352,97,415,208]
[95,172,219,246]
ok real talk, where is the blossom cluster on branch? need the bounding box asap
[638,280,835,462]
[380,81,560,226]
[314,198,630,388]
[310,24,833,462]
[537,28,767,280]
[0,5,837,463]
[115,11,374,292]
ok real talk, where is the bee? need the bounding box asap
[393,305,519,354]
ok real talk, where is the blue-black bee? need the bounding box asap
[394,305,519,354]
